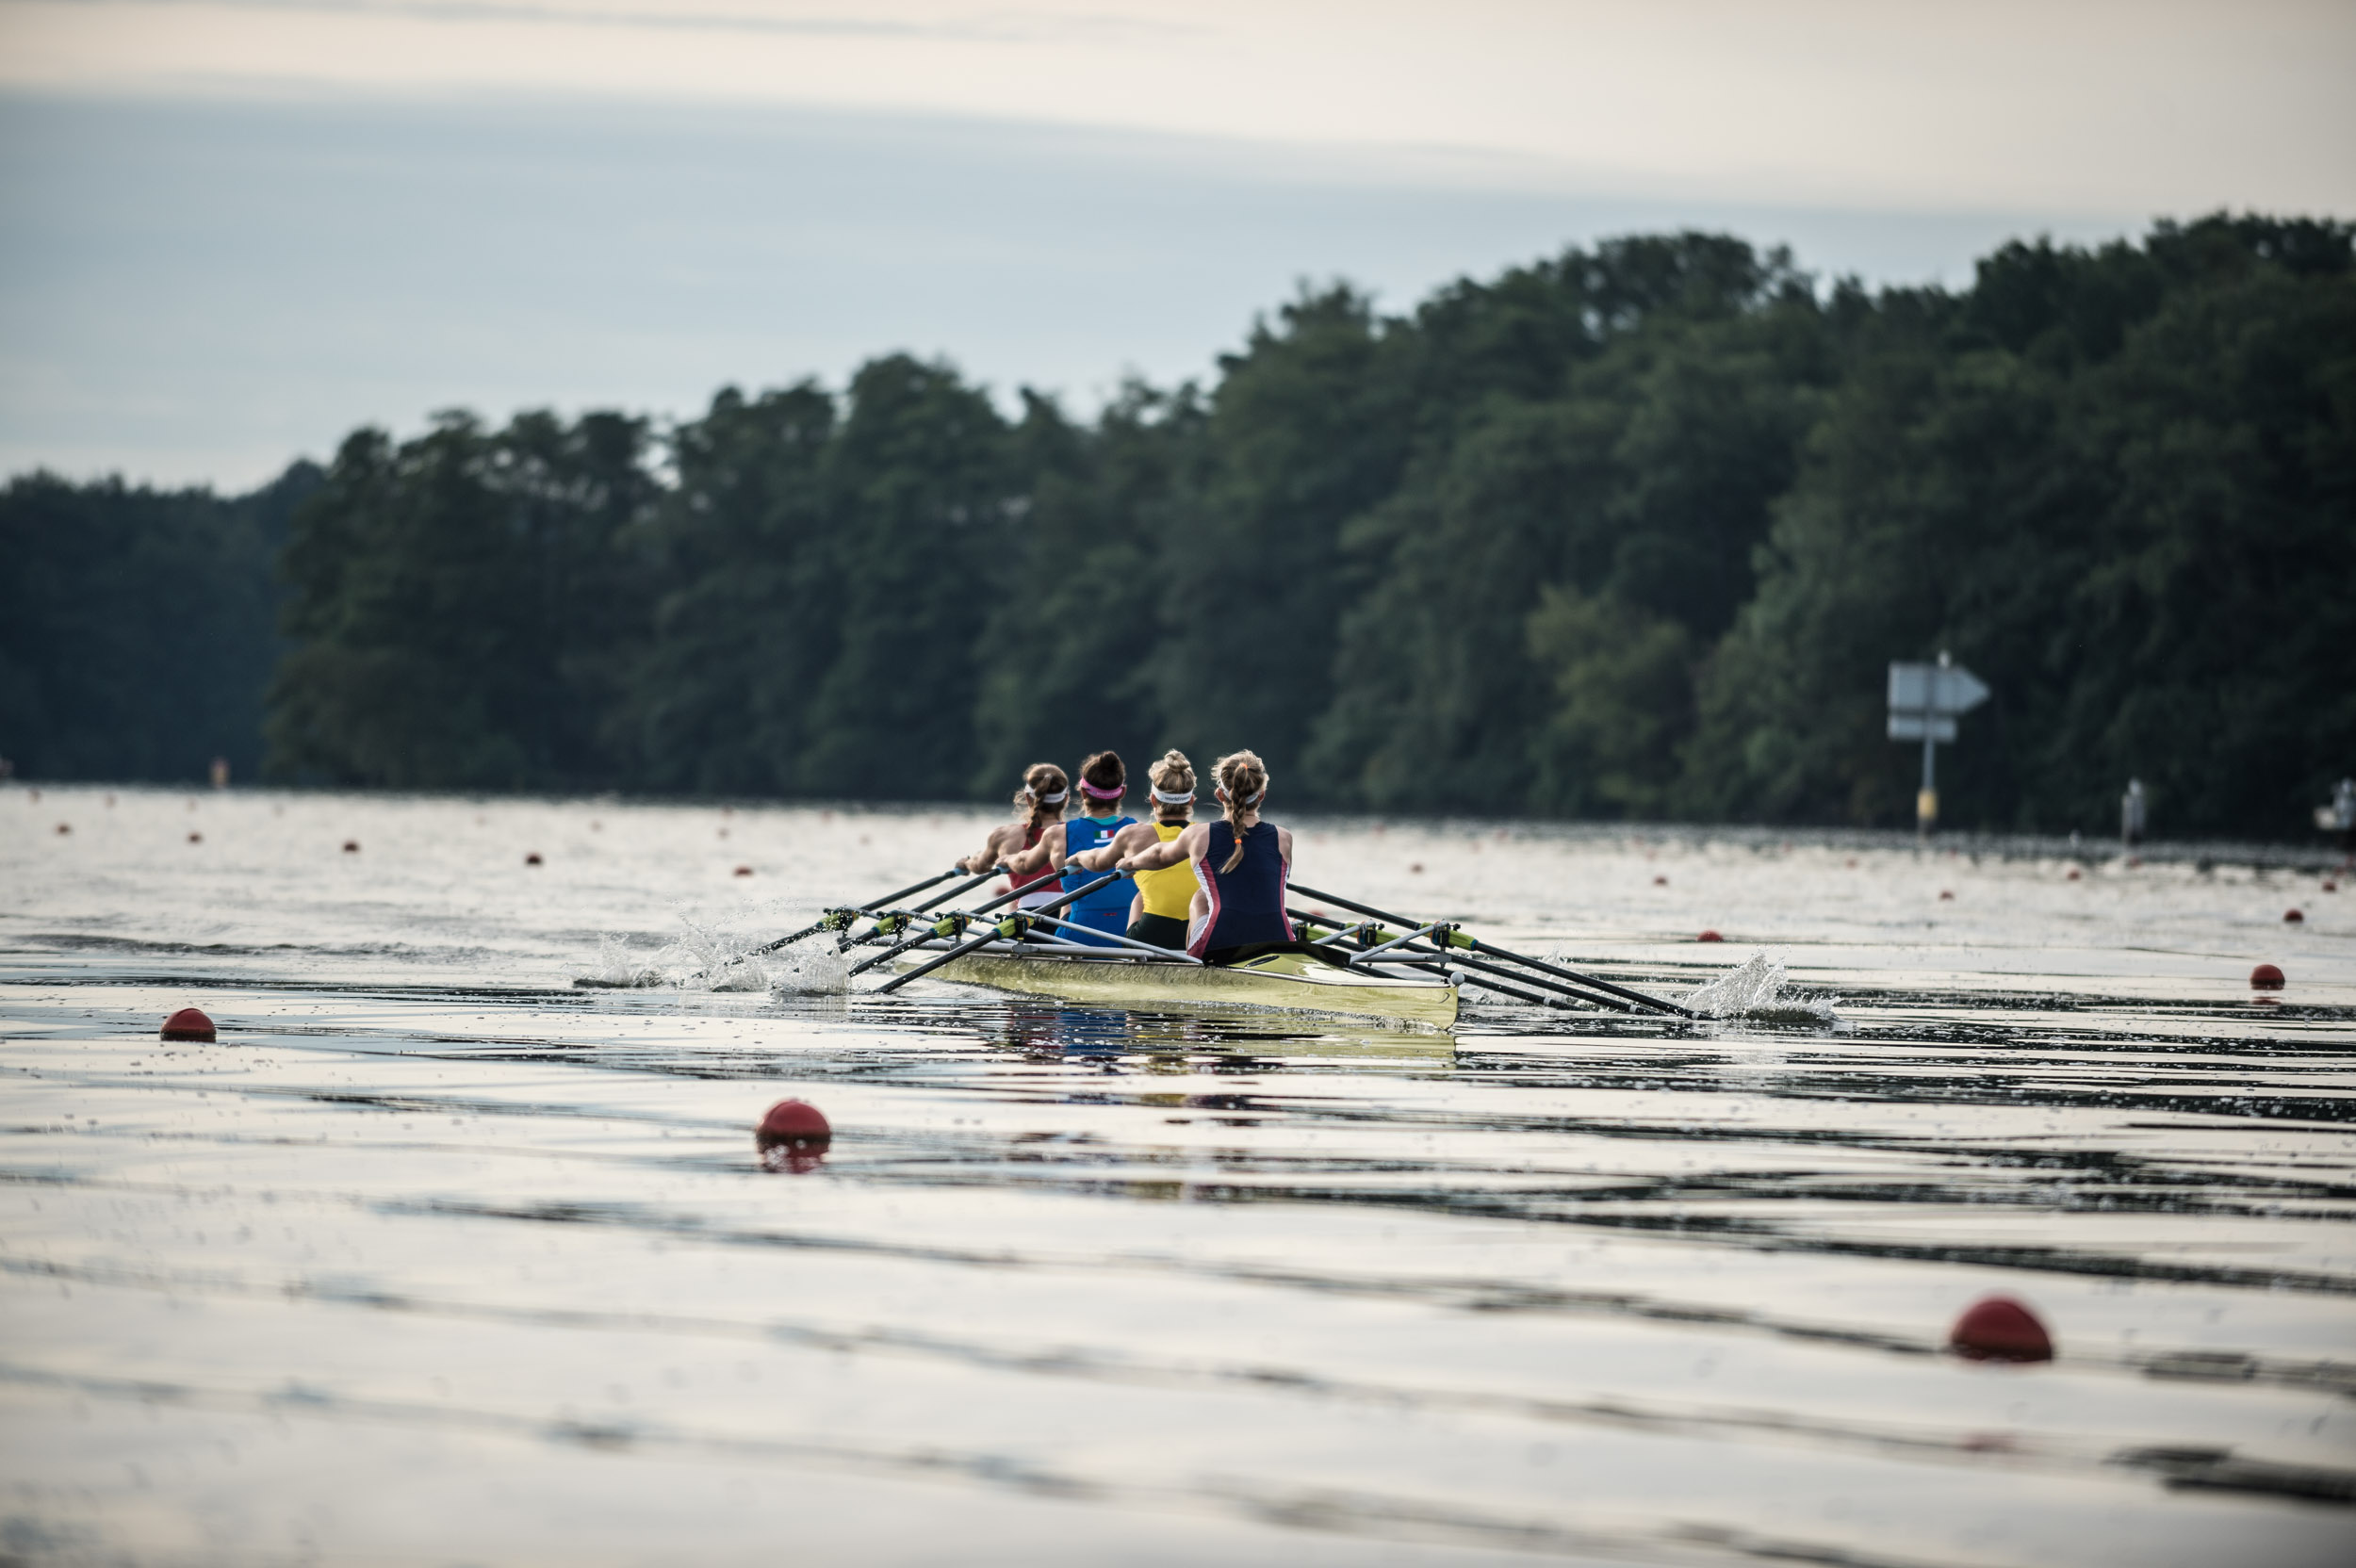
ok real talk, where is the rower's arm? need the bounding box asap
[957,824,1014,874]
[1119,824,1200,873]
[1072,822,1156,872]
[1004,823,1062,876]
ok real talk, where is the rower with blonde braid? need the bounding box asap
[1113,749,1321,964]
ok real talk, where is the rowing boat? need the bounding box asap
[903,946,1460,1030]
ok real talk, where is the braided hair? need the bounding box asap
[1213,750,1268,873]
[1015,763,1068,835]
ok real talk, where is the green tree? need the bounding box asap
[1305,236,1826,814]
[969,381,1206,793]
[1683,217,2355,833]
[267,410,654,788]
[0,463,315,782]
[619,382,841,795]
[1149,286,1415,781]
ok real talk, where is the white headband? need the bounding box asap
[1027,787,1068,804]
[1151,787,1194,805]
[1217,784,1266,807]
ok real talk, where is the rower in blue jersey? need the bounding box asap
[1114,749,1313,963]
[1001,751,1137,946]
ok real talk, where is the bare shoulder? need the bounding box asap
[1276,825,1295,859]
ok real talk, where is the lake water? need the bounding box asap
[4,785,2351,1566]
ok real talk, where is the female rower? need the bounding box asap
[1069,749,1201,949]
[958,762,1067,910]
[1112,750,1295,962]
[1003,751,1136,945]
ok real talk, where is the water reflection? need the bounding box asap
[973,997,1461,1070]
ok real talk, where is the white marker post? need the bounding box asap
[1889,651,1989,837]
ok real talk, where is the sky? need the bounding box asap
[2,0,2350,488]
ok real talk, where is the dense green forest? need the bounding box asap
[6,216,2350,837]
[0,463,319,784]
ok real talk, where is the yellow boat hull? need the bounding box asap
[913,948,1459,1030]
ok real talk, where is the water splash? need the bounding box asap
[581,932,665,988]
[769,940,851,996]
[1682,948,1840,1023]
[667,904,773,991]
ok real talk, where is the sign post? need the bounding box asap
[1888,652,1989,836]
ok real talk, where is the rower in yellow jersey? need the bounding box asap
[1070,749,1201,949]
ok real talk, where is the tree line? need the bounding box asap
[4,216,2349,837]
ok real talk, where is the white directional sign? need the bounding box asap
[1888,662,1990,715]
[1887,712,1958,743]
[1890,655,1988,835]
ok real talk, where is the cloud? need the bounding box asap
[4,0,2349,215]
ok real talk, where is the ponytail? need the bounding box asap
[1213,750,1268,873]
[1015,763,1068,834]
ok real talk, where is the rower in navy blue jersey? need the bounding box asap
[1112,750,1302,963]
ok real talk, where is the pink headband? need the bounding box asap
[1079,779,1124,800]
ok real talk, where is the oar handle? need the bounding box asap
[875,871,1128,993]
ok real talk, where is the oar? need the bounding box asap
[761,867,973,957]
[912,866,1007,913]
[645,867,980,991]
[875,871,1129,993]
[1293,910,1640,1013]
[846,871,1057,976]
[826,864,1011,954]
[1381,955,1587,1013]
[1288,883,1694,1019]
[1018,908,1203,963]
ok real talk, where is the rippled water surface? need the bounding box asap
[4,787,2352,1566]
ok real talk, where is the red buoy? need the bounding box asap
[1409,862,1424,874]
[2283,908,2303,923]
[1939,890,1955,901]
[2066,867,2081,881]
[2250,963,2285,989]
[733,865,754,877]
[1653,874,1668,886]
[2324,880,2339,893]
[188,832,202,844]
[1695,930,1723,942]
[55,823,70,836]
[341,841,359,853]
[757,1099,831,1172]
[1948,1295,2053,1363]
[524,852,543,865]
[160,1007,216,1042]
